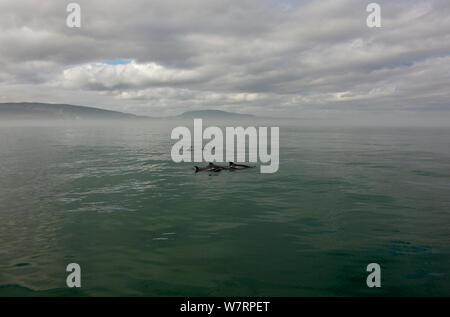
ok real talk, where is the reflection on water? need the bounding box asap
[0,122,449,296]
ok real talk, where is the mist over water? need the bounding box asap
[0,120,449,296]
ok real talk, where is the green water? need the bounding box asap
[0,121,449,296]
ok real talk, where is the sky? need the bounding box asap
[0,0,449,120]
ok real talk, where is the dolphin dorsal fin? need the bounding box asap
[229,162,234,166]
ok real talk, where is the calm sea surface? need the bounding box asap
[0,121,449,296]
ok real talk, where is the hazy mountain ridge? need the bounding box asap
[0,103,256,120]
[0,102,146,120]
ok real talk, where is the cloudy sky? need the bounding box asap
[0,0,449,119]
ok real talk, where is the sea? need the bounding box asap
[0,119,449,296]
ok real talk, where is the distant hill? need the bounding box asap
[0,102,147,120]
[179,110,255,119]
[0,103,256,120]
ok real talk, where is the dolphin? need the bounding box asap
[194,162,225,173]
[229,162,253,170]
[188,146,216,151]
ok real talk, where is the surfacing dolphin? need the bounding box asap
[194,162,226,173]
[229,162,254,170]
[188,146,216,151]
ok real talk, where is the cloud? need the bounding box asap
[60,60,205,90]
[0,0,449,118]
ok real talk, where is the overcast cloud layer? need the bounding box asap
[0,0,449,119]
